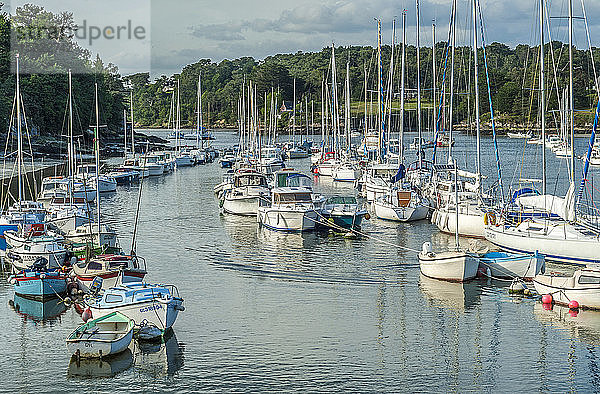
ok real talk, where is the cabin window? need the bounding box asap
[578,275,600,285]
[278,193,311,202]
[88,261,102,270]
[105,294,123,303]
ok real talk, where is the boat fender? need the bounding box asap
[508,279,527,294]
[422,242,432,254]
[541,294,553,304]
[483,212,496,226]
[568,300,579,310]
[82,307,92,322]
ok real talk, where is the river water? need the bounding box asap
[2,129,600,392]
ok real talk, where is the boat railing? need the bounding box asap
[132,255,147,271]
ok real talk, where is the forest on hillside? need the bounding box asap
[1,4,600,139]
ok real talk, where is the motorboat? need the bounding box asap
[418,242,478,282]
[73,254,147,292]
[257,187,319,232]
[85,282,184,333]
[533,266,600,309]
[222,171,270,216]
[259,146,286,174]
[121,157,150,178]
[75,164,117,193]
[6,237,67,272]
[8,263,68,300]
[332,161,362,182]
[105,168,140,185]
[38,176,96,206]
[45,197,92,232]
[319,196,367,231]
[66,312,134,358]
[65,224,118,250]
[140,154,164,176]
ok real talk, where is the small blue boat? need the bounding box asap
[8,261,68,300]
[319,196,368,232]
[477,250,545,280]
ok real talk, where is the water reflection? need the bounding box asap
[419,274,482,312]
[533,302,600,346]
[67,349,133,378]
[9,294,67,322]
[134,330,185,378]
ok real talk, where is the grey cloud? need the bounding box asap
[189,22,246,41]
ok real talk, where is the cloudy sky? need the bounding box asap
[6,0,600,78]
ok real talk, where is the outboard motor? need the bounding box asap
[32,257,48,271]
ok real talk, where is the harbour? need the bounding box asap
[3,0,600,391]
[1,130,600,391]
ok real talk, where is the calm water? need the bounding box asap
[2,130,600,392]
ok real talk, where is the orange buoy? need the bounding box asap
[541,294,553,304]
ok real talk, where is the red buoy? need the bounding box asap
[541,294,553,304]
[568,300,579,310]
[82,308,92,322]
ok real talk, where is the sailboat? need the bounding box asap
[419,160,478,282]
[485,0,600,265]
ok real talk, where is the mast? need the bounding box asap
[68,69,74,203]
[473,0,481,184]
[449,0,457,159]
[345,61,351,150]
[176,79,181,153]
[196,73,201,148]
[377,19,383,162]
[432,21,437,142]
[400,10,406,160]
[15,55,23,203]
[123,109,127,158]
[293,78,296,145]
[416,0,423,168]
[94,83,101,241]
[130,90,135,156]
[568,0,575,182]
[540,0,546,194]
[364,63,368,138]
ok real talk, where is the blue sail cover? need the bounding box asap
[390,164,406,183]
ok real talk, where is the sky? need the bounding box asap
[5,0,600,78]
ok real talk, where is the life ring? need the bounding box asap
[483,212,496,226]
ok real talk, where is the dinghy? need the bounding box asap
[477,251,545,280]
[419,242,478,282]
[66,311,134,358]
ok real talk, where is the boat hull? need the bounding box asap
[419,252,478,282]
[11,274,67,299]
[478,252,545,280]
[432,209,485,238]
[89,298,182,331]
[258,208,318,232]
[222,195,260,216]
[374,202,429,222]
[533,276,600,309]
[484,225,600,265]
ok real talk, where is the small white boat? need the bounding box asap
[257,187,319,232]
[86,283,184,333]
[418,242,478,282]
[332,162,361,182]
[477,251,545,280]
[66,311,134,358]
[507,131,531,139]
[533,266,600,309]
[222,171,270,216]
[374,189,430,222]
